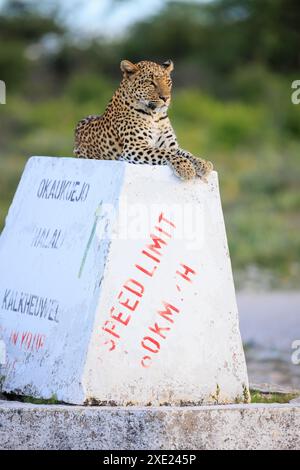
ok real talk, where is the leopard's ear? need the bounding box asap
[120,60,138,79]
[162,59,174,74]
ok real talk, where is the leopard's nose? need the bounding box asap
[159,95,168,102]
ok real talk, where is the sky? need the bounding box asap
[62,0,167,38]
[0,0,210,37]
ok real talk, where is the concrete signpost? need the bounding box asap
[0,156,249,405]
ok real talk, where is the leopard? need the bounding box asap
[74,59,213,181]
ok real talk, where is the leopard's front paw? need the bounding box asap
[168,157,196,180]
[193,158,214,183]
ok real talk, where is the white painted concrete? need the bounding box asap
[0,157,249,405]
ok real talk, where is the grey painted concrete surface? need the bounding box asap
[238,291,300,388]
[0,400,300,450]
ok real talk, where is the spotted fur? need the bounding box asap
[74,60,213,181]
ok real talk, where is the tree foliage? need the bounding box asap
[0,0,299,93]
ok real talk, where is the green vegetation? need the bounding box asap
[3,390,298,405]
[250,390,298,404]
[3,392,61,404]
[0,0,299,288]
[22,394,60,405]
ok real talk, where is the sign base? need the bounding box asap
[0,157,249,405]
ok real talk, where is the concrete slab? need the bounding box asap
[0,400,299,450]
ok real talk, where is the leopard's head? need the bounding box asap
[120,59,174,112]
